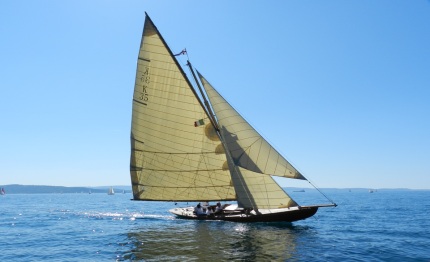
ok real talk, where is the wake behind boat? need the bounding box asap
[129,13,336,223]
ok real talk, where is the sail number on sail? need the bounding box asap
[139,65,150,103]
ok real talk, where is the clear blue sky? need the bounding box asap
[1,1,429,189]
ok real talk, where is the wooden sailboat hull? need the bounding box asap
[169,206,318,223]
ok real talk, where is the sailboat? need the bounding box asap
[108,187,115,195]
[129,13,336,222]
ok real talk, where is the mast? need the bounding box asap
[185,63,259,210]
[187,60,219,131]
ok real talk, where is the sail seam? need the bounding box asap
[132,184,233,189]
[131,150,218,155]
[135,168,224,172]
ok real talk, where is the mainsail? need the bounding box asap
[130,15,235,201]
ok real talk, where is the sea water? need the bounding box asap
[0,189,429,261]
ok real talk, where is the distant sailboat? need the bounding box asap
[108,187,115,195]
[0,188,5,195]
[129,13,336,222]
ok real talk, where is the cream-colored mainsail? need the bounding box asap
[130,15,235,201]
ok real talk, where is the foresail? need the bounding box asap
[229,165,299,209]
[198,72,305,180]
[130,15,236,202]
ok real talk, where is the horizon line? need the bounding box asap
[0,184,429,190]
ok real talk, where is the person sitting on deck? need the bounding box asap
[214,202,223,214]
[206,206,214,216]
[194,203,207,217]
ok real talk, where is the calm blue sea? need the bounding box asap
[1,189,429,261]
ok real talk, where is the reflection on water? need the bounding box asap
[122,218,315,261]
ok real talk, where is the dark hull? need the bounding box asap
[171,206,318,223]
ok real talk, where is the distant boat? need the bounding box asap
[129,13,337,223]
[89,190,92,194]
[0,188,5,195]
[369,189,374,193]
[123,190,126,194]
[108,187,115,195]
[293,189,306,192]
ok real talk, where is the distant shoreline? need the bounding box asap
[0,184,427,194]
[0,184,132,194]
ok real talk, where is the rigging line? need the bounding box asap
[282,152,336,206]
[307,180,337,207]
